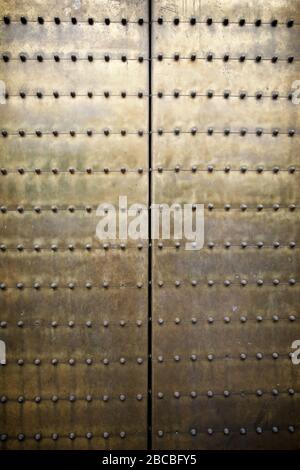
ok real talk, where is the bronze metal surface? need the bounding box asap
[0,0,148,450]
[1,0,300,451]
[152,0,300,450]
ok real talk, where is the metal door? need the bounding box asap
[1,0,300,451]
[152,0,300,450]
[0,0,149,450]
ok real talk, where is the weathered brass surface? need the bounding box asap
[152,0,300,450]
[1,0,300,451]
[0,0,148,450]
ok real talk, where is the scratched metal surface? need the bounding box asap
[152,0,300,450]
[0,0,148,450]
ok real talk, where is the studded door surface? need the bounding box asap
[1,0,300,453]
[0,0,148,449]
[151,0,300,450]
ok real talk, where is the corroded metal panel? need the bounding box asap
[0,0,148,450]
[152,0,300,450]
